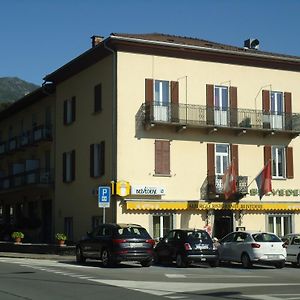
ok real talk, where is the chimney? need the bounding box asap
[91,35,104,47]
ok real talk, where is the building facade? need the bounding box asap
[1,33,300,242]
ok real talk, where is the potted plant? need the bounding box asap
[55,233,67,246]
[11,231,24,244]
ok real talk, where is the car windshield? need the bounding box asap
[186,231,211,243]
[252,233,281,242]
[117,226,151,239]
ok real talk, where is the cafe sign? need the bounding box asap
[131,185,166,196]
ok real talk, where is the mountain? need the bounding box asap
[0,77,40,103]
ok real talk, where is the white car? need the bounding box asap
[217,231,286,268]
[282,233,300,267]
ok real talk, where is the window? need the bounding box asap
[272,146,285,178]
[153,80,170,121]
[64,217,73,241]
[270,91,284,129]
[63,150,75,182]
[214,86,229,126]
[215,144,230,175]
[155,140,170,175]
[268,215,292,237]
[63,97,76,125]
[90,141,105,177]
[153,214,173,238]
[94,84,102,112]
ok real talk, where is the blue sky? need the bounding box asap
[1,0,300,85]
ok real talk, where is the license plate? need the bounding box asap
[129,243,140,248]
[201,258,207,261]
[267,255,279,259]
[195,244,209,250]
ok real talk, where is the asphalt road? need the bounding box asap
[0,257,300,300]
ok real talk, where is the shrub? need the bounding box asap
[55,233,67,241]
[11,231,24,239]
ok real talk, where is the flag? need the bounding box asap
[222,161,237,199]
[255,160,272,200]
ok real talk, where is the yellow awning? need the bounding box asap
[126,201,300,211]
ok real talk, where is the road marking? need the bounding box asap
[165,274,187,278]
[165,274,269,279]
[245,295,300,300]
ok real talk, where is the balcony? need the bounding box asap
[201,175,248,201]
[0,168,54,192]
[139,102,300,138]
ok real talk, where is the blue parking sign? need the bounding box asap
[98,186,111,208]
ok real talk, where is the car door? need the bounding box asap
[288,235,300,263]
[81,226,103,258]
[218,232,235,261]
[156,230,176,260]
[232,232,249,262]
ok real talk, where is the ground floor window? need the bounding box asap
[268,215,292,237]
[152,214,173,239]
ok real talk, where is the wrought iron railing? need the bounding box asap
[0,168,54,191]
[140,102,300,132]
[201,175,248,201]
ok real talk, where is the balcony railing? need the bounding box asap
[0,168,54,191]
[140,102,300,133]
[201,175,248,201]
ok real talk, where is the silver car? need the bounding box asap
[282,233,300,267]
[217,231,286,268]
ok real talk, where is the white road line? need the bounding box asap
[165,274,269,278]
[165,274,187,278]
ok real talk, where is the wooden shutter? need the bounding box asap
[230,86,238,127]
[264,146,271,165]
[100,141,105,176]
[155,140,170,175]
[207,143,215,193]
[71,150,76,181]
[94,84,102,112]
[284,92,292,130]
[286,146,294,179]
[262,90,270,129]
[206,84,214,125]
[71,97,76,122]
[171,81,179,122]
[63,100,67,125]
[145,79,153,122]
[90,144,94,177]
[231,144,239,176]
[62,152,66,182]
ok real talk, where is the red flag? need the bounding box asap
[222,161,237,199]
[255,160,272,200]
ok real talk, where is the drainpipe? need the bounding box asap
[103,38,117,223]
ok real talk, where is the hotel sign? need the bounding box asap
[130,185,166,196]
[250,189,300,197]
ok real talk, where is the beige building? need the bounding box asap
[1,34,300,242]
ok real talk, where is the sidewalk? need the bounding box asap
[0,251,75,261]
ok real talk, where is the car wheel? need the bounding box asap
[241,253,252,269]
[176,254,187,268]
[140,259,152,267]
[101,249,111,267]
[274,261,285,269]
[76,246,86,263]
[297,255,300,268]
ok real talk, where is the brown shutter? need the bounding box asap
[100,141,105,176]
[286,146,294,179]
[264,146,271,165]
[207,143,215,193]
[231,144,239,176]
[206,84,214,125]
[62,152,66,182]
[63,100,67,125]
[155,140,170,175]
[71,97,76,122]
[94,84,102,112]
[284,92,292,130]
[230,87,238,127]
[71,150,76,181]
[262,90,270,129]
[171,81,179,122]
[145,79,154,122]
[90,144,94,177]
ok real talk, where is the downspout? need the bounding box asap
[103,38,117,223]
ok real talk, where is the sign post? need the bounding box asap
[98,186,111,223]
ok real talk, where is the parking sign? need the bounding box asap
[98,186,111,208]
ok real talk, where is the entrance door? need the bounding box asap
[213,210,233,239]
[214,86,229,126]
[154,80,169,122]
[270,91,284,129]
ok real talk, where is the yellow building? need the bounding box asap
[1,34,300,242]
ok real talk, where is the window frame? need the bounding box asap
[272,146,286,179]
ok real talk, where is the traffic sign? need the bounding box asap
[98,186,111,208]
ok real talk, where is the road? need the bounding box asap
[0,257,300,299]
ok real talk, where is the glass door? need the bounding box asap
[214,86,229,126]
[270,91,284,129]
[215,144,230,192]
[154,80,169,122]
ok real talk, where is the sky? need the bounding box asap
[1,0,300,86]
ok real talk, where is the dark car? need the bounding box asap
[76,223,155,267]
[154,229,219,267]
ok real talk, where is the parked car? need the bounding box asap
[76,223,155,267]
[154,229,219,267]
[217,230,286,268]
[282,233,300,267]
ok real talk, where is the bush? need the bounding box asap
[55,233,67,241]
[11,231,24,239]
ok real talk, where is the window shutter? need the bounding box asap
[94,84,102,112]
[71,97,76,122]
[262,90,270,129]
[145,79,153,122]
[71,150,76,181]
[264,145,271,165]
[286,146,294,179]
[63,100,67,125]
[230,87,238,127]
[90,144,94,177]
[231,144,239,176]
[206,84,214,125]
[62,152,66,182]
[207,143,215,193]
[171,81,179,122]
[284,92,292,130]
[100,141,105,176]
[155,140,170,175]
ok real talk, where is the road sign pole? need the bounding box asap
[103,207,105,224]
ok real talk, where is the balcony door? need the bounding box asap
[154,80,169,122]
[270,91,284,129]
[214,86,229,126]
[215,144,230,192]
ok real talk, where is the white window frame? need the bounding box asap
[152,214,173,239]
[270,91,284,129]
[267,214,292,237]
[214,85,229,126]
[215,144,230,176]
[272,146,286,179]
